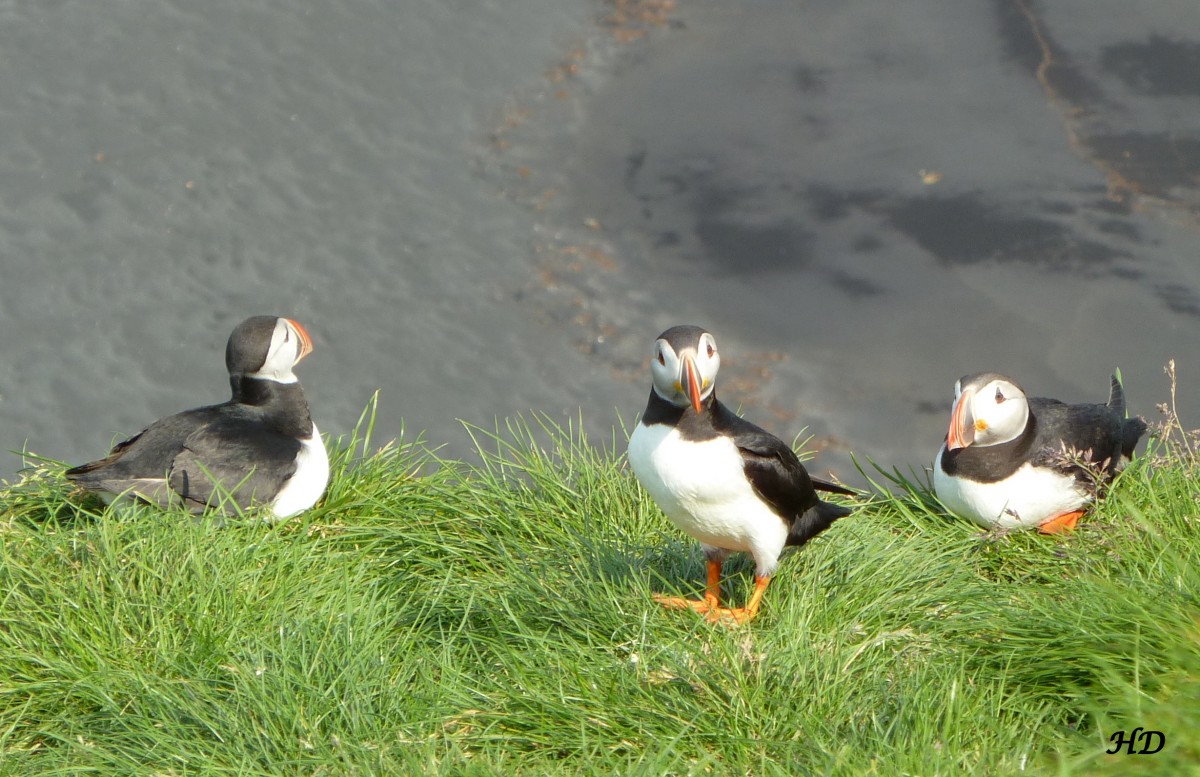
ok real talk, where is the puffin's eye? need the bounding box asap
[656,350,666,366]
[995,387,1005,403]
[706,342,715,358]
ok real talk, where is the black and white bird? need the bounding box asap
[66,315,329,520]
[627,325,854,624]
[933,372,1146,533]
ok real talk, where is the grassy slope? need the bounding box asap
[0,406,1197,776]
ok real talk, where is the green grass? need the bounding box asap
[1,401,1197,775]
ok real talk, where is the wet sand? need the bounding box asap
[3,0,1198,489]
[0,0,620,476]
[490,0,1200,484]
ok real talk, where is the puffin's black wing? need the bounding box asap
[65,408,218,508]
[1029,397,1139,480]
[167,418,302,512]
[711,402,853,544]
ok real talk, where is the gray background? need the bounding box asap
[2,0,1197,486]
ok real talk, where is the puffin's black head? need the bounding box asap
[225,316,314,383]
[648,325,720,412]
[946,372,1029,450]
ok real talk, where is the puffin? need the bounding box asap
[933,372,1147,533]
[66,315,329,520]
[627,325,854,624]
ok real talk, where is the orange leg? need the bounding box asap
[654,557,722,613]
[1037,509,1085,534]
[705,575,772,625]
[654,563,772,626]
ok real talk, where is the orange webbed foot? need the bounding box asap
[650,596,756,626]
[653,574,771,627]
[652,557,724,615]
[702,606,757,626]
[1037,510,1085,534]
[652,593,719,614]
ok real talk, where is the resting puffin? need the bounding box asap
[627,325,854,624]
[933,372,1146,533]
[66,315,329,520]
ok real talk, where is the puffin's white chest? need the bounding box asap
[628,422,788,562]
[932,445,1090,530]
[270,423,330,520]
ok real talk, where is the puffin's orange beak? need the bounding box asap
[946,388,975,451]
[682,355,703,414]
[287,319,314,363]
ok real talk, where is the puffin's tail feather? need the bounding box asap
[787,499,852,547]
[1107,371,1146,459]
[811,476,856,497]
[1107,372,1127,417]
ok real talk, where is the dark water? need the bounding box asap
[3,0,1199,487]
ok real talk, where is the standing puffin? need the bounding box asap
[66,315,329,520]
[933,372,1146,533]
[627,325,854,624]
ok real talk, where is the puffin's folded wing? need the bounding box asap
[1031,399,1131,480]
[75,477,178,510]
[66,429,181,508]
[724,420,818,518]
[169,421,301,513]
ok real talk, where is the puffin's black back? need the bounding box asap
[1028,397,1146,478]
[65,407,218,482]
